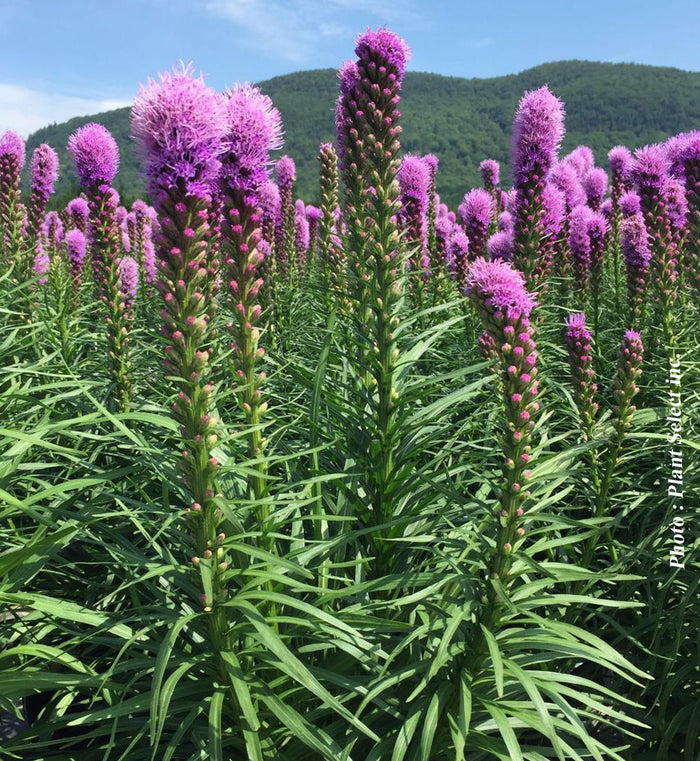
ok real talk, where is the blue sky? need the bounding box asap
[1,0,698,135]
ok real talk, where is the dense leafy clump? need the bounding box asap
[1,27,698,761]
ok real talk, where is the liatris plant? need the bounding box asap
[620,212,651,330]
[588,209,608,338]
[564,145,595,179]
[423,153,439,261]
[541,182,566,281]
[67,122,132,409]
[27,144,59,249]
[486,230,513,261]
[129,199,158,287]
[65,196,90,235]
[464,257,538,584]
[459,188,493,261]
[118,254,139,316]
[607,147,633,308]
[619,190,641,217]
[479,158,500,193]
[583,166,608,210]
[668,131,700,291]
[564,312,598,442]
[583,330,644,567]
[131,65,227,608]
[275,154,297,283]
[510,86,565,296]
[335,27,411,565]
[0,131,26,273]
[218,83,283,509]
[630,144,678,347]
[447,228,470,288]
[294,198,309,273]
[305,204,322,268]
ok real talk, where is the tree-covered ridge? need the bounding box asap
[25,60,700,208]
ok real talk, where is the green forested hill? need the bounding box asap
[24,60,700,209]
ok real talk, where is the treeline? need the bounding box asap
[25,60,700,208]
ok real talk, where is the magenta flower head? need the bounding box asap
[542,183,566,237]
[66,197,90,233]
[549,161,586,209]
[487,230,514,261]
[564,146,595,179]
[665,177,689,236]
[41,210,64,253]
[276,155,296,188]
[608,145,632,179]
[511,86,565,186]
[459,187,493,259]
[32,252,50,283]
[664,131,700,177]
[630,144,669,192]
[447,228,470,282]
[620,213,651,270]
[583,167,608,210]
[601,199,613,219]
[30,144,59,203]
[118,255,139,308]
[306,204,323,223]
[619,191,641,217]
[0,131,26,171]
[398,153,430,253]
[423,153,439,182]
[498,210,514,233]
[465,257,536,318]
[610,330,644,447]
[67,123,119,187]
[568,204,594,296]
[355,26,410,80]
[65,228,87,284]
[131,63,227,200]
[480,159,500,190]
[220,84,284,194]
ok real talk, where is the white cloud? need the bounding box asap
[204,0,422,64]
[0,83,132,137]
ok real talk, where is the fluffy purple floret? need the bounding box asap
[498,210,514,233]
[256,180,280,218]
[276,155,296,187]
[511,86,565,185]
[0,131,26,170]
[338,60,360,97]
[66,197,89,225]
[568,204,593,258]
[220,84,284,193]
[542,183,566,236]
[460,188,493,229]
[398,154,431,210]
[619,191,641,217]
[608,145,632,177]
[67,123,119,186]
[306,204,323,222]
[564,146,595,179]
[487,230,514,261]
[479,158,500,188]
[65,228,87,272]
[446,228,469,276]
[295,207,310,252]
[588,210,607,240]
[131,63,227,198]
[583,167,608,207]
[549,162,586,209]
[620,213,651,269]
[664,132,700,177]
[630,144,669,191]
[118,255,139,305]
[30,144,59,200]
[41,211,64,250]
[465,257,536,316]
[601,199,613,219]
[355,27,410,79]
[423,154,439,180]
[665,177,688,233]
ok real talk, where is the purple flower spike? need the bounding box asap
[465,257,536,319]
[67,123,119,187]
[447,228,470,286]
[487,230,514,261]
[480,159,500,190]
[583,167,608,210]
[498,210,514,233]
[621,212,651,329]
[29,144,59,238]
[32,252,50,284]
[0,131,26,170]
[568,204,593,299]
[276,155,296,188]
[355,26,411,79]
[609,145,632,178]
[131,63,227,199]
[220,84,284,194]
[66,197,90,233]
[459,188,493,260]
[398,153,431,259]
[619,191,641,217]
[511,86,565,187]
[564,146,595,179]
[630,144,670,192]
[66,228,87,287]
[118,255,139,307]
[610,330,644,450]
[549,161,586,210]
[564,312,598,439]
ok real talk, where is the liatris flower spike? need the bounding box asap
[465,257,539,577]
[397,154,430,265]
[620,212,651,329]
[0,131,26,268]
[510,86,565,294]
[28,144,59,245]
[564,312,598,440]
[480,159,500,191]
[65,228,87,293]
[459,188,493,260]
[583,167,608,210]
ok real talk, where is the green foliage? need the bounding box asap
[23,61,700,208]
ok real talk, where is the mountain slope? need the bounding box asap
[24,60,700,208]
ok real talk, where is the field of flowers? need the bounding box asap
[1,26,698,761]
